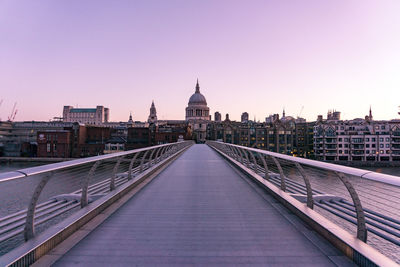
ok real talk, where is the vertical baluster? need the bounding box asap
[128,152,140,180]
[154,146,164,164]
[257,152,270,180]
[110,157,122,191]
[140,149,151,172]
[295,162,314,209]
[240,148,251,169]
[81,160,101,207]
[24,172,53,241]
[335,171,367,242]
[147,148,157,168]
[159,146,168,161]
[270,156,286,191]
[248,151,258,173]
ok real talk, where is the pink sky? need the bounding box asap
[1,0,400,122]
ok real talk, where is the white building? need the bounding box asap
[314,110,400,162]
[185,80,210,143]
[63,106,109,125]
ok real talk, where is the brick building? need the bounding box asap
[37,123,111,158]
[37,130,72,158]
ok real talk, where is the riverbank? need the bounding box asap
[325,160,400,168]
[0,157,74,163]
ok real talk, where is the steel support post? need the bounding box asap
[227,145,237,159]
[154,146,164,164]
[240,148,251,169]
[128,152,141,180]
[24,172,53,241]
[81,161,101,207]
[147,148,157,168]
[335,171,367,242]
[140,149,151,172]
[226,145,235,160]
[159,146,168,161]
[234,146,245,164]
[295,162,314,209]
[110,157,122,191]
[248,151,259,173]
[257,152,270,180]
[270,156,286,191]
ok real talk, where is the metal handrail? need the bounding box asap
[210,141,400,187]
[0,142,191,183]
[206,141,400,244]
[0,141,193,246]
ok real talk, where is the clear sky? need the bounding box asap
[1,0,400,122]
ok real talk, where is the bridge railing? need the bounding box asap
[0,141,193,256]
[207,141,400,258]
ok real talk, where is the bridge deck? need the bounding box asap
[54,144,352,266]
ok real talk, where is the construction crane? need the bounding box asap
[7,102,17,122]
[297,106,304,118]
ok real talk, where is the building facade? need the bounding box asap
[37,123,111,158]
[313,111,400,162]
[63,106,109,125]
[185,80,210,143]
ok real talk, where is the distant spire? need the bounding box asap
[369,105,373,120]
[195,79,200,93]
[128,112,133,123]
[148,101,157,123]
[283,108,286,118]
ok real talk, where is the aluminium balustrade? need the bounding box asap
[0,141,193,256]
[207,140,400,261]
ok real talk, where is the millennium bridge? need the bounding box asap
[0,142,399,266]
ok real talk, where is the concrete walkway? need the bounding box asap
[54,144,353,266]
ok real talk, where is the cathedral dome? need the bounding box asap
[188,80,207,106]
[189,92,207,105]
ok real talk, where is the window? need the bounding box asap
[47,143,51,152]
[366,144,369,148]
[372,138,376,142]
[53,143,57,152]
[380,144,384,148]
[379,138,384,142]
[386,138,390,142]
[386,144,389,148]
[366,150,370,154]
[372,144,376,148]
[365,138,369,142]
[339,144,342,148]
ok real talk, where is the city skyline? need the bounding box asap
[1,1,400,122]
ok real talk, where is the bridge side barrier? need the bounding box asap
[207,141,399,266]
[0,141,193,260]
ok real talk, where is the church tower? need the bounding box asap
[148,101,158,123]
[185,79,210,143]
